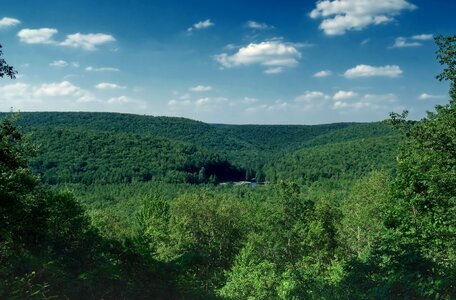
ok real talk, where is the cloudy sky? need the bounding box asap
[0,0,454,124]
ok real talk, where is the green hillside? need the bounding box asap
[266,135,401,182]
[4,112,401,185]
[28,127,244,185]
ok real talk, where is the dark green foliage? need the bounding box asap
[266,135,400,183]
[28,126,244,185]
[0,44,16,79]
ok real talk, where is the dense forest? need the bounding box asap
[1,35,455,299]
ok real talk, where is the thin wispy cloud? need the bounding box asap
[189,85,213,92]
[187,19,214,32]
[245,20,273,30]
[418,93,444,100]
[310,0,417,35]
[85,66,120,72]
[295,91,330,102]
[391,34,433,48]
[95,83,126,90]
[49,60,69,67]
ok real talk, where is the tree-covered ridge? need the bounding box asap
[28,126,245,185]
[7,111,401,185]
[7,111,257,153]
[266,135,401,182]
[213,122,355,151]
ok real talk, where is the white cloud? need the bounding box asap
[18,28,58,44]
[391,34,433,48]
[264,67,284,74]
[412,34,433,41]
[0,83,30,98]
[391,37,421,48]
[344,64,403,78]
[333,90,358,100]
[95,82,126,90]
[85,66,120,72]
[418,93,444,100]
[195,97,227,106]
[313,70,332,78]
[106,96,131,104]
[295,91,330,102]
[189,85,213,92]
[1,81,146,112]
[332,93,396,110]
[310,0,416,35]
[49,60,69,67]
[35,81,84,97]
[17,28,115,50]
[60,33,115,51]
[168,96,229,112]
[215,40,302,73]
[0,17,20,28]
[246,20,273,30]
[187,19,214,32]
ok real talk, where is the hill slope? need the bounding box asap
[0,112,401,184]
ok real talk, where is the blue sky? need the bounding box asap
[0,0,454,124]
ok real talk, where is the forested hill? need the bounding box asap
[2,111,401,184]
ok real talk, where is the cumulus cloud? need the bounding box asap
[313,70,332,78]
[344,64,403,78]
[95,82,126,90]
[60,33,115,51]
[333,90,358,100]
[18,28,58,44]
[35,81,84,97]
[187,19,214,32]
[215,39,302,74]
[391,34,433,48]
[189,85,213,92]
[85,66,120,72]
[245,20,273,30]
[0,17,21,28]
[418,93,444,100]
[310,0,417,35]
[17,28,115,50]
